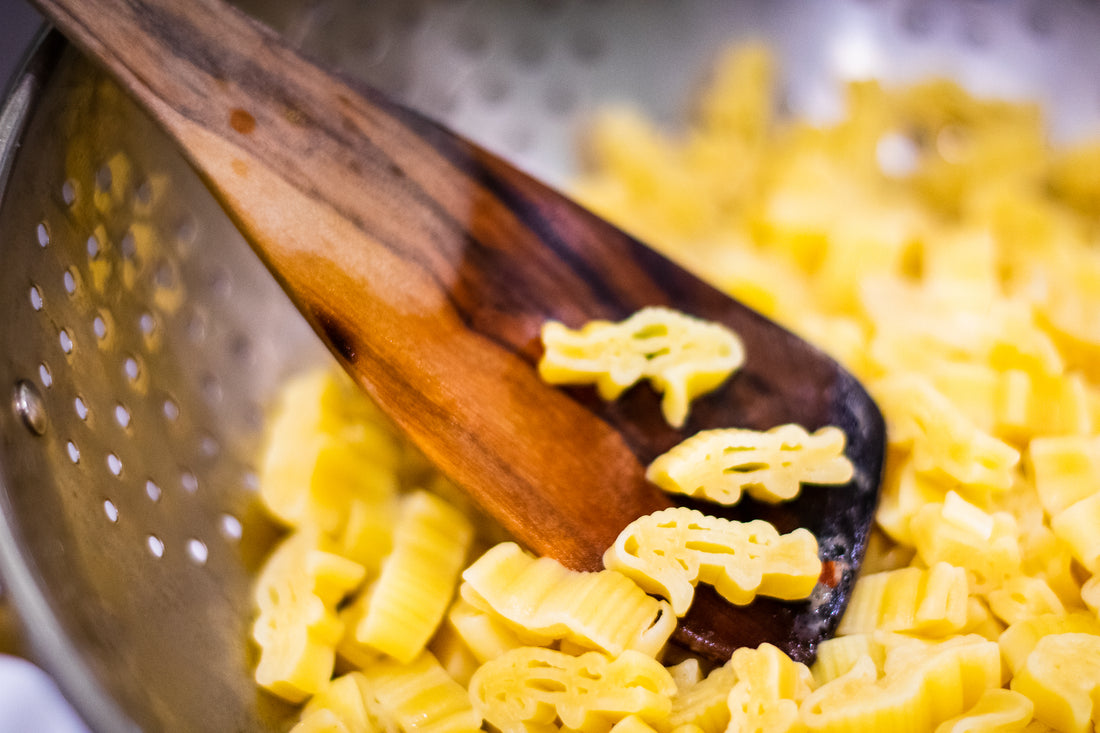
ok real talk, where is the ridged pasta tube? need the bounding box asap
[603,507,821,616]
[836,562,969,637]
[538,306,745,428]
[800,636,1002,733]
[341,490,473,664]
[460,542,675,658]
[358,651,482,733]
[468,647,676,733]
[665,659,738,733]
[646,424,854,506]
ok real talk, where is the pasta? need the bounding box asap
[459,541,674,658]
[252,531,367,702]
[1009,633,1100,733]
[340,490,473,665]
[249,40,1100,733]
[467,647,676,733]
[645,424,854,506]
[603,507,821,615]
[538,306,744,428]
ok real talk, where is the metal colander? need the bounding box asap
[2,0,1100,730]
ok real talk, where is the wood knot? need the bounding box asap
[229,108,256,135]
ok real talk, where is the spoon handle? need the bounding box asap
[35,0,678,568]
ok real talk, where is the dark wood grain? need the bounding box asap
[34,0,886,663]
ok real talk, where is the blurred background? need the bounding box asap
[1,0,40,90]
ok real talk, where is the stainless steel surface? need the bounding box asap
[1,0,1100,730]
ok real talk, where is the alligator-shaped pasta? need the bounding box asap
[251,531,367,703]
[468,647,676,733]
[645,423,854,506]
[726,643,814,733]
[538,305,744,428]
[602,506,821,616]
[836,562,969,638]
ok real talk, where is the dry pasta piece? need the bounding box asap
[293,673,376,733]
[1009,632,1100,733]
[357,650,481,733]
[603,507,821,616]
[875,454,950,546]
[645,424,854,506]
[1026,435,1100,517]
[341,490,473,665]
[444,598,526,664]
[799,635,1002,733]
[998,612,1100,675]
[468,647,676,733]
[993,369,1092,442]
[460,541,675,658]
[1049,491,1100,573]
[909,492,1021,592]
[252,532,366,703]
[932,689,1034,733]
[258,368,403,534]
[811,634,885,688]
[538,306,745,428]
[836,562,969,637]
[985,576,1066,627]
[665,659,738,733]
[610,716,661,733]
[726,643,815,733]
[872,373,1019,493]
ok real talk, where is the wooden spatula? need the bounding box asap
[34,0,885,663]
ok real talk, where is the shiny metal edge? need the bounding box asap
[0,28,140,733]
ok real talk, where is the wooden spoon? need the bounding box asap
[35,0,885,663]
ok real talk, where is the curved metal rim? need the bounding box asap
[0,27,140,733]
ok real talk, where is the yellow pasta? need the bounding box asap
[985,577,1066,627]
[444,598,525,665]
[259,368,403,534]
[645,424,854,506]
[538,306,745,427]
[800,636,1002,733]
[603,507,821,615]
[932,689,1034,733]
[1026,435,1100,517]
[726,643,814,733]
[909,492,1021,592]
[664,659,737,733]
[872,373,1020,494]
[468,647,675,733]
[460,541,675,657]
[997,612,1100,675]
[1009,633,1100,733]
[252,532,366,703]
[340,490,473,665]
[836,562,969,637]
[357,651,481,733]
[293,673,375,733]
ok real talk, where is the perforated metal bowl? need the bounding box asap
[2,1,1100,730]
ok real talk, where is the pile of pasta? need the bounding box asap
[252,45,1100,733]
